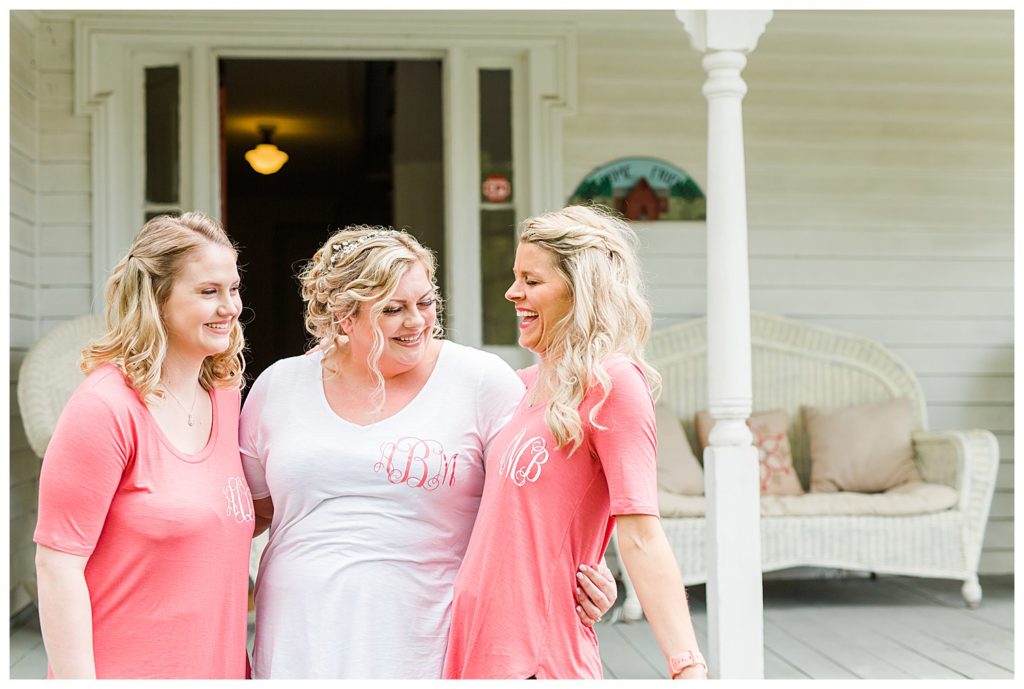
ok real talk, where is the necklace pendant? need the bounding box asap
[187,414,194,427]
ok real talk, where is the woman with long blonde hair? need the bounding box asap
[33,212,254,678]
[444,205,706,680]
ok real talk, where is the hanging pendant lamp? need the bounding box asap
[245,125,289,175]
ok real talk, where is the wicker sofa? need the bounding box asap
[615,312,999,619]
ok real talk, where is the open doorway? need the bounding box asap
[220,58,444,382]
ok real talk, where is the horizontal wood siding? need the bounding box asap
[564,10,1013,573]
[9,14,95,616]
[36,18,93,346]
[9,10,40,616]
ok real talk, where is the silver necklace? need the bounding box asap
[162,382,199,427]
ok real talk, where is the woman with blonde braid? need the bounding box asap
[34,213,253,678]
[444,205,706,680]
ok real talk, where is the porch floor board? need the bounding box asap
[596,574,1013,680]
[10,575,1013,680]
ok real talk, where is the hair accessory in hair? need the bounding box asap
[330,229,399,265]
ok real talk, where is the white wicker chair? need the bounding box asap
[17,313,106,458]
[614,312,999,618]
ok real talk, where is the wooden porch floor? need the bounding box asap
[10,574,1013,679]
[597,574,1014,679]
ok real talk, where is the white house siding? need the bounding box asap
[8,13,94,614]
[562,10,1013,573]
[9,10,41,615]
[35,17,93,333]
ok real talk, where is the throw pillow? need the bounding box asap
[655,403,704,495]
[803,397,922,493]
[695,409,804,496]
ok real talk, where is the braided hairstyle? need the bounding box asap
[297,225,443,411]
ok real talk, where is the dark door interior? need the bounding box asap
[221,58,444,385]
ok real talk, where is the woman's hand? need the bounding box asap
[575,561,617,627]
[253,515,271,537]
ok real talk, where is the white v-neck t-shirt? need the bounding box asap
[239,341,524,679]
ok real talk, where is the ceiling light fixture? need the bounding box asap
[245,125,289,175]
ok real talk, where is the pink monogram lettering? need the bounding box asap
[497,428,549,487]
[374,437,459,491]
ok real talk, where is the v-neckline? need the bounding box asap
[316,340,448,430]
[144,387,219,463]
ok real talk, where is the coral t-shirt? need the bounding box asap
[443,357,659,679]
[33,364,255,679]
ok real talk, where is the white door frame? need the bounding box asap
[74,11,576,349]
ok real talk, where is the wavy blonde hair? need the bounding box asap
[520,204,661,453]
[297,226,443,411]
[81,212,246,402]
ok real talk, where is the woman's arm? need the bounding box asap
[616,514,706,679]
[252,497,274,537]
[35,545,95,678]
[33,391,132,680]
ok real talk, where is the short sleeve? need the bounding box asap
[239,365,274,499]
[475,354,526,451]
[590,359,659,517]
[34,391,132,557]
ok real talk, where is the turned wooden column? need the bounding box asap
[676,9,772,679]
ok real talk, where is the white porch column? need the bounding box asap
[676,10,772,679]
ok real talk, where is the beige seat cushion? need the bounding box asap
[804,397,922,493]
[658,482,957,518]
[658,491,706,518]
[655,403,704,495]
[695,409,804,496]
[760,482,957,516]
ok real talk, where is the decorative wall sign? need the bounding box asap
[568,157,705,221]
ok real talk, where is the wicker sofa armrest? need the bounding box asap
[913,429,1000,571]
[912,431,966,494]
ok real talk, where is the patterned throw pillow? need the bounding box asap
[695,409,804,496]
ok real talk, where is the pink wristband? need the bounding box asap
[668,650,706,677]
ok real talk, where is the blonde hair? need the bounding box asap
[297,225,444,411]
[519,204,661,453]
[81,212,246,401]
